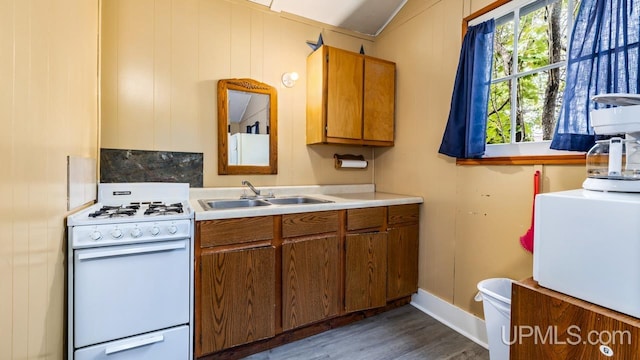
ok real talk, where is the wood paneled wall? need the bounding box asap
[373,0,586,317]
[101,0,377,187]
[0,0,99,359]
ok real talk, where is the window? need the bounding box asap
[469,0,581,157]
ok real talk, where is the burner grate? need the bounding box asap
[88,204,139,218]
[144,203,184,216]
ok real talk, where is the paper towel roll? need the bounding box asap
[339,159,368,169]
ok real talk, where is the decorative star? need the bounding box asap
[306,33,324,51]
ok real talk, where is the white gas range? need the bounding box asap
[67,183,194,360]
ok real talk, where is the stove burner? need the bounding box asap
[86,202,185,219]
[88,204,139,218]
[144,203,184,216]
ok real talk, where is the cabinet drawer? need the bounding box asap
[199,217,274,247]
[388,204,419,225]
[282,211,339,238]
[347,207,384,231]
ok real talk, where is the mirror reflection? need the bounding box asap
[218,78,277,175]
[227,90,270,166]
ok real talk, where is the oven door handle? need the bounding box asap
[77,241,186,261]
[104,334,165,355]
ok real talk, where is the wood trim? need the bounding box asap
[456,154,586,166]
[273,215,283,335]
[217,78,278,175]
[462,0,512,36]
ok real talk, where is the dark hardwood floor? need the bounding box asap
[244,305,490,360]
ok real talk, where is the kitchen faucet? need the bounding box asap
[242,180,261,197]
[241,180,274,199]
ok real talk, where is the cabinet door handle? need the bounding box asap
[104,334,165,355]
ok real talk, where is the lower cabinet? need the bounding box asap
[345,232,388,312]
[195,204,420,358]
[386,204,419,300]
[282,235,340,330]
[198,246,275,355]
[281,211,341,330]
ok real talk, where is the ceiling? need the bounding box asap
[248,0,408,36]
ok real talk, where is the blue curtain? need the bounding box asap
[551,0,640,151]
[439,20,495,158]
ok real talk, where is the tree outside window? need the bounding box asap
[486,0,580,145]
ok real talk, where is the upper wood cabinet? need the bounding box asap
[306,45,395,146]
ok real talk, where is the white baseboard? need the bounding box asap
[410,288,489,349]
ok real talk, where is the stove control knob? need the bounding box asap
[90,230,102,241]
[168,224,178,234]
[150,226,161,236]
[131,227,143,238]
[110,228,123,239]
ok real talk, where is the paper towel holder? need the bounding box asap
[334,154,368,169]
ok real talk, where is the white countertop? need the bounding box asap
[189,184,423,221]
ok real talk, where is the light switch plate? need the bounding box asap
[67,156,97,211]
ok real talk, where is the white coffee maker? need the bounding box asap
[583,93,640,192]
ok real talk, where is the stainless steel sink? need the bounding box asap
[199,196,333,210]
[199,199,271,210]
[266,196,333,205]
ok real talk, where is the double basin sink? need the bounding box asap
[199,196,333,210]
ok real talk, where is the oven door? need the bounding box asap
[73,239,190,348]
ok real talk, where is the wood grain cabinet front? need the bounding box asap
[198,246,276,356]
[195,218,276,357]
[345,207,387,312]
[306,45,395,146]
[281,211,341,331]
[193,205,420,358]
[510,278,640,359]
[387,204,419,301]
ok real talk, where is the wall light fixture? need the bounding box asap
[281,72,299,88]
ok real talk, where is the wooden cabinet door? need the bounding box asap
[326,46,363,140]
[282,235,341,330]
[363,56,395,142]
[345,232,387,312]
[198,246,275,356]
[386,224,419,300]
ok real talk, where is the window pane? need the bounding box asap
[518,0,568,73]
[493,14,514,80]
[516,68,565,142]
[487,80,511,144]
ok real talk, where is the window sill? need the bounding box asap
[456,154,586,165]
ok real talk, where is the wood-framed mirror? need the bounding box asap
[218,78,278,175]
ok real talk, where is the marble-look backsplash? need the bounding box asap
[100,148,203,187]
